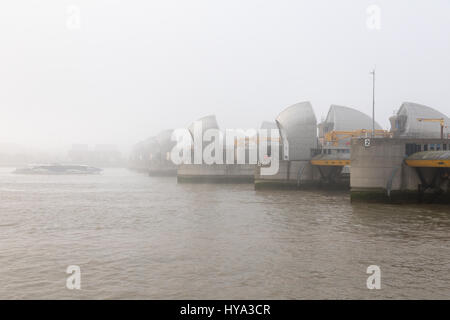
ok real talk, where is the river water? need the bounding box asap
[0,167,449,299]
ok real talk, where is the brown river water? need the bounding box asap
[0,167,449,299]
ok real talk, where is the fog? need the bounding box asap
[1,0,449,157]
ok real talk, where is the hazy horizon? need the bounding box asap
[1,0,449,155]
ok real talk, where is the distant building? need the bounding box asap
[93,144,122,164]
[67,144,90,163]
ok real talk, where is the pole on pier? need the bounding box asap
[370,68,376,138]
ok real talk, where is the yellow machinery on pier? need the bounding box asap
[310,154,350,166]
[416,118,447,140]
[404,151,450,196]
[323,129,392,147]
[405,151,450,168]
[311,129,391,167]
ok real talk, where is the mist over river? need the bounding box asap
[0,168,449,299]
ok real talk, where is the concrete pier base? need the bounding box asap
[351,188,450,204]
[255,160,350,190]
[148,164,177,177]
[128,166,149,173]
[350,137,450,204]
[255,160,318,190]
[177,164,255,183]
[149,169,177,177]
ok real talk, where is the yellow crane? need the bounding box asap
[324,129,391,146]
[416,118,446,139]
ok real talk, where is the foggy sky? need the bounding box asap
[1,0,449,153]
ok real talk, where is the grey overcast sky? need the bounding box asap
[0,0,449,152]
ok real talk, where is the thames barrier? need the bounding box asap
[130,101,450,204]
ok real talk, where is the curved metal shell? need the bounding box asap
[259,121,280,143]
[188,114,219,141]
[155,129,175,154]
[406,151,450,168]
[320,105,382,146]
[142,137,159,160]
[144,136,159,151]
[392,102,450,139]
[325,105,382,131]
[131,136,158,163]
[407,150,450,161]
[276,101,317,160]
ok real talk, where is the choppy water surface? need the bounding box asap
[0,167,449,299]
